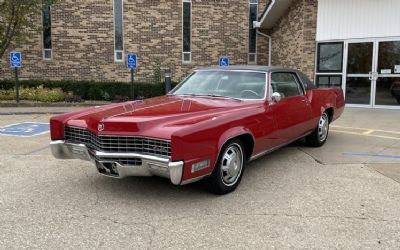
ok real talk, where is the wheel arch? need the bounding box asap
[217,128,255,163]
[324,107,334,123]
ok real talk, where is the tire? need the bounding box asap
[396,97,400,104]
[205,139,246,195]
[306,111,330,147]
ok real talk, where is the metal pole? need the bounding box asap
[14,67,20,103]
[131,68,135,100]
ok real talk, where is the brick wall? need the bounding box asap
[0,0,254,82]
[269,0,318,80]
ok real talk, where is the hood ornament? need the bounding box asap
[98,123,104,131]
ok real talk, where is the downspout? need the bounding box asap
[253,0,276,66]
[256,30,272,66]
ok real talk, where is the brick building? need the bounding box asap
[1,0,400,108]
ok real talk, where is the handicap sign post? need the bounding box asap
[10,51,22,103]
[127,53,137,100]
[219,56,229,67]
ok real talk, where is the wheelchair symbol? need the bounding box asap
[219,57,229,66]
[128,56,135,63]
[0,124,39,133]
[11,54,20,63]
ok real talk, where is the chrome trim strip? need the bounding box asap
[180,173,211,185]
[64,126,172,142]
[95,151,170,162]
[249,132,312,161]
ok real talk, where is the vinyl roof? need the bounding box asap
[196,65,297,73]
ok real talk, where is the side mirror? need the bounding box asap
[271,92,282,103]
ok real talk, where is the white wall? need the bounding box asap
[317,0,400,41]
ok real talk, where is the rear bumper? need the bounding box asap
[50,140,184,185]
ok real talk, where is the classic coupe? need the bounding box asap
[50,66,345,194]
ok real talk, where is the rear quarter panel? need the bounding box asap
[307,87,345,123]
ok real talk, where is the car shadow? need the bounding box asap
[81,138,308,201]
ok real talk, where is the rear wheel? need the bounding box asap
[306,111,329,147]
[205,139,245,195]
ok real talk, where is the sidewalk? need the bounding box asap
[0,101,110,114]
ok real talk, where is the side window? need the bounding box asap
[271,73,303,98]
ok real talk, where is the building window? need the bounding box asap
[114,0,124,62]
[315,42,344,87]
[182,0,191,63]
[42,1,52,60]
[248,0,258,64]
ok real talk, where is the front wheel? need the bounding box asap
[306,112,330,147]
[205,139,245,195]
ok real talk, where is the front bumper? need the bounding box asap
[50,140,184,185]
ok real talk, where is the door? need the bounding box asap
[270,72,313,142]
[343,39,400,108]
[344,42,375,107]
[375,40,400,108]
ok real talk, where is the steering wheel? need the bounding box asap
[240,89,259,98]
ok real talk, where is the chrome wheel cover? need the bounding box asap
[220,143,243,186]
[318,113,329,142]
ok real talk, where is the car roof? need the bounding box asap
[195,65,299,73]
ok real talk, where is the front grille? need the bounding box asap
[64,126,171,158]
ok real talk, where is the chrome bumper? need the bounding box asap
[50,140,184,185]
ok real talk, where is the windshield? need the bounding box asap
[171,70,266,100]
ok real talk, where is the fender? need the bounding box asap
[217,126,255,159]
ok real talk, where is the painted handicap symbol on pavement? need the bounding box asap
[0,122,50,137]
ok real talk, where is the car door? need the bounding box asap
[269,71,313,142]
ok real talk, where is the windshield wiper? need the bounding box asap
[199,94,242,101]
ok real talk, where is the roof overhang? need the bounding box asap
[254,0,293,29]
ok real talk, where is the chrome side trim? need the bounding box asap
[249,132,312,161]
[180,173,211,185]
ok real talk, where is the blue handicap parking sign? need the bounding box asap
[219,56,229,67]
[0,122,50,137]
[127,53,137,69]
[10,51,22,68]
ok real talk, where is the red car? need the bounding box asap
[50,66,345,194]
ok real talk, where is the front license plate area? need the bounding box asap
[96,161,119,177]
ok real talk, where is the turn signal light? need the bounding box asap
[191,160,210,173]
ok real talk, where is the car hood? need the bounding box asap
[65,95,256,139]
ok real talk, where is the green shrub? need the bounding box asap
[0,80,178,101]
[0,89,14,100]
[0,87,65,102]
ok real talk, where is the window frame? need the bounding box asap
[113,0,124,63]
[182,0,192,64]
[42,2,52,61]
[316,42,344,73]
[248,0,258,64]
[315,75,343,88]
[269,71,305,99]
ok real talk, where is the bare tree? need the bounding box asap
[0,0,56,59]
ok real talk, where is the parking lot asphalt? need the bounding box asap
[0,107,399,249]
